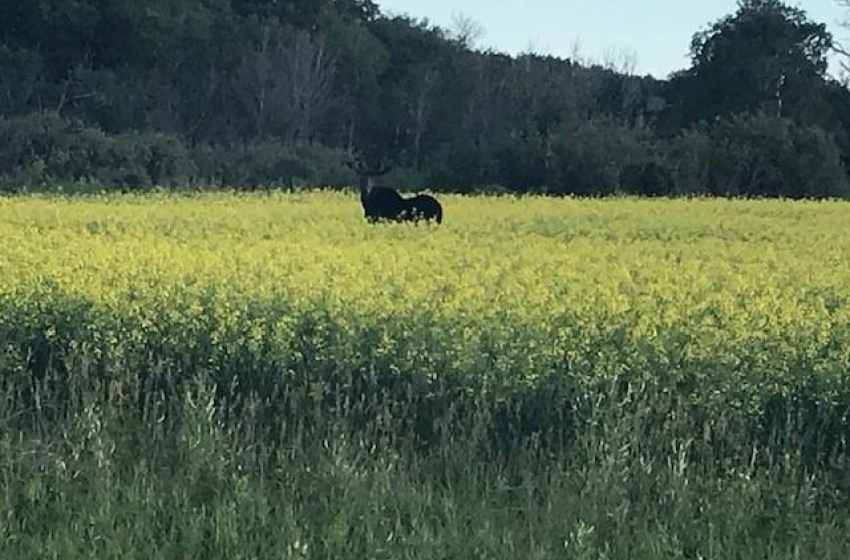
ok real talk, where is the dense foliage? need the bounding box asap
[1,0,849,197]
[2,192,850,557]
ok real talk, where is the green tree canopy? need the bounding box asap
[665,0,833,127]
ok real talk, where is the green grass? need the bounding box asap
[3,381,848,559]
[2,191,850,558]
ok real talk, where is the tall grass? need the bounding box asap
[2,191,850,558]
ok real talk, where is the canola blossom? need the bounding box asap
[2,191,850,413]
[3,191,850,560]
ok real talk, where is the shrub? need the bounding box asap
[546,115,665,195]
[0,112,197,191]
[668,111,850,199]
[0,112,355,191]
[193,140,354,190]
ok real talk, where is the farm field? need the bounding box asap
[2,191,850,559]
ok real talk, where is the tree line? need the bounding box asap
[1,0,849,198]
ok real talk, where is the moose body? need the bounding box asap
[360,185,407,223]
[402,194,442,223]
[351,157,443,224]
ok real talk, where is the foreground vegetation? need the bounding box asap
[2,191,850,558]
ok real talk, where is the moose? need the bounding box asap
[348,157,443,224]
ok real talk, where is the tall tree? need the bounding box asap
[663,0,833,128]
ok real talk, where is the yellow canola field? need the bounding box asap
[2,191,850,401]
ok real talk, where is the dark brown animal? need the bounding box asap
[348,157,443,224]
[402,194,442,224]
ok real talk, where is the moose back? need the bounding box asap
[350,160,442,224]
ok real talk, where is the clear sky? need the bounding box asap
[375,0,849,79]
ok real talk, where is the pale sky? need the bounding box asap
[375,0,849,79]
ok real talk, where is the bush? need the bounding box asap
[194,140,354,190]
[546,115,666,196]
[0,112,198,191]
[668,111,850,199]
[424,139,504,193]
[0,112,355,192]
[663,128,714,196]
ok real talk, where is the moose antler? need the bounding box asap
[371,158,392,177]
[345,148,392,178]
